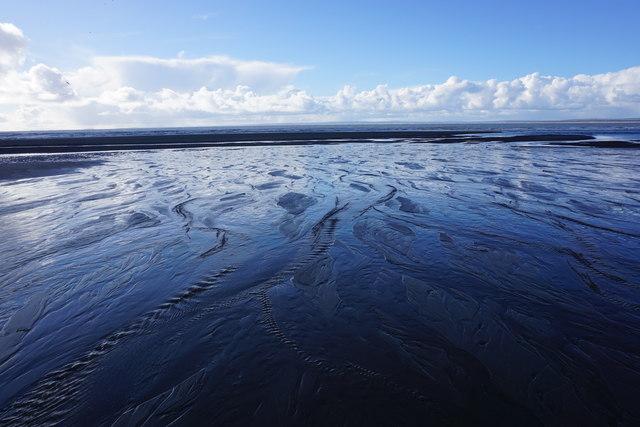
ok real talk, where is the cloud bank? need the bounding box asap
[1,23,639,130]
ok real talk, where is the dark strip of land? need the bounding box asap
[548,140,640,148]
[0,131,465,154]
[0,130,609,154]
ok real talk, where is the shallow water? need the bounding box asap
[1,127,640,425]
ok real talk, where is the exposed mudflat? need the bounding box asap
[1,128,639,425]
[0,129,622,155]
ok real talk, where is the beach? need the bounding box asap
[1,124,639,425]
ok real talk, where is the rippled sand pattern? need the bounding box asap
[1,141,639,425]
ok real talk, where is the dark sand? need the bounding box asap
[0,158,105,180]
[0,131,603,154]
[549,140,640,148]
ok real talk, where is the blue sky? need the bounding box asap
[1,0,639,129]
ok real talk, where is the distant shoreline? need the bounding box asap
[492,119,640,124]
[0,131,595,155]
[1,119,640,137]
[0,131,469,155]
[0,127,638,155]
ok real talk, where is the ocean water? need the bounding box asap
[0,124,639,425]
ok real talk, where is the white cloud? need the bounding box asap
[0,22,28,73]
[27,64,76,101]
[69,56,309,96]
[1,22,639,130]
[324,68,640,120]
[0,64,76,104]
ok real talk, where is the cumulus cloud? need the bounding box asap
[0,22,27,73]
[326,69,640,119]
[0,64,76,104]
[1,22,639,130]
[0,23,76,105]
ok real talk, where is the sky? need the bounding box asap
[1,0,639,130]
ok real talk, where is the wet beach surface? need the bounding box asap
[1,127,640,425]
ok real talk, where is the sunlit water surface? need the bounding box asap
[1,127,640,425]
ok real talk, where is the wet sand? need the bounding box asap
[0,157,105,180]
[0,130,610,154]
[549,140,640,148]
[1,128,639,425]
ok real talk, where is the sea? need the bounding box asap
[0,123,639,425]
